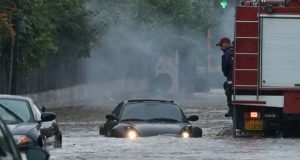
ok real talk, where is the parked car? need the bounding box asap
[0,117,49,160]
[0,95,62,149]
[100,99,202,139]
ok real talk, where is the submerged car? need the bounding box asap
[99,99,202,139]
[0,117,49,160]
[0,95,62,149]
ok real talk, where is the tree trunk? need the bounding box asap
[8,38,15,94]
[10,37,18,95]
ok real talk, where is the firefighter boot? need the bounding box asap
[224,82,233,117]
[225,105,233,117]
[225,108,233,117]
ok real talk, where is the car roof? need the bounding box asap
[0,94,32,102]
[124,99,177,105]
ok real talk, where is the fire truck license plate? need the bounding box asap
[244,120,263,131]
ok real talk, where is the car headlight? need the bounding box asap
[13,135,33,145]
[181,131,190,138]
[127,130,138,140]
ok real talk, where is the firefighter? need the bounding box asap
[216,37,234,117]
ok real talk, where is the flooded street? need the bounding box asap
[2,1,300,160]
[46,91,300,160]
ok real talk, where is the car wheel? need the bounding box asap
[192,127,202,138]
[39,136,47,150]
[99,125,107,135]
[53,131,62,148]
[106,129,113,137]
[38,136,45,149]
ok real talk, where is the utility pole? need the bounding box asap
[207,0,214,74]
[207,27,212,73]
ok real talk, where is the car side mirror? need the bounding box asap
[26,146,49,160]
[106,114,118,121]
[187,115,199,122]
[41,112,56,122]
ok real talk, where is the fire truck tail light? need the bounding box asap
[244,111,261,119]
[250,112,258,118]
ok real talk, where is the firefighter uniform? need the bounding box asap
[217,37,234,117]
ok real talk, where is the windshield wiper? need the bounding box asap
[147,118,180,123]
[0,103,23,123]
[120,118,146,122]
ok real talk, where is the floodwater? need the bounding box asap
[47,90,300,160]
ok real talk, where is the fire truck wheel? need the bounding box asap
[232,105,238,137]
[263,129,280,137]
[282,120,300,138]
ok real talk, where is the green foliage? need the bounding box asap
[1,0,214,71]
[89,0,214,41]
[0,0,97,72]
[88,0,214,60]
[43,0,97,58]
[0,32,6,57]
[16,0,56,70]
[144,0,213,36]
[0,2,14,60]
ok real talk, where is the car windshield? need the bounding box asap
[0,99,32,124]
[120,102,185,122]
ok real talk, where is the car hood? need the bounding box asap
[121,122,187,137]
[7,123,37,135]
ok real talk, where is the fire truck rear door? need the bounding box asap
[260,15,300,88]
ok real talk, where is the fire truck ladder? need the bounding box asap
[233,6,260,101]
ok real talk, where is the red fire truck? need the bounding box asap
[232,0,300,137]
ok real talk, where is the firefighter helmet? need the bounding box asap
[216,37,231,46]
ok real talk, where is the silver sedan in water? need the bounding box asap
[0,95,62,149]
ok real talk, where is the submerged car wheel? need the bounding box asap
[38,136,46,150]
[53,132,62,148]
[99,125,107,135]
[192,127,202,138]
[106,130,112,137]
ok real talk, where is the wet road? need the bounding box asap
[47,91,300,160]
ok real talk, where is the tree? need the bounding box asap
[0,12,15,40]
[0,0,97,94]
[85,0,215,91]
[140,0,213,37]
[0,1,17,94]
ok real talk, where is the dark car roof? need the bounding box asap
[124,99,176,104]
